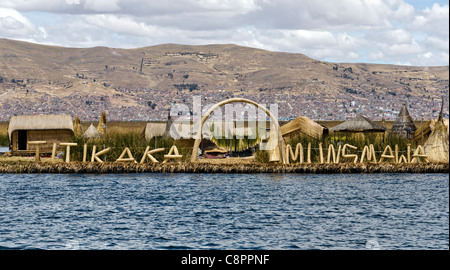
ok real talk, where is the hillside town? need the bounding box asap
[0,83,447,122]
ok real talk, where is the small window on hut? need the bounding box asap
[18,130,27,150]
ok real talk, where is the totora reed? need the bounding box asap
[0,161,448,174]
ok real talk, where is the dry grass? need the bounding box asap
[0,160,447,174]
[0,122,9,146]
[0,122,8,135]
[1,39,447,112]
[197,156,256,164]
[79,121,146,135]
[0,156,64,163]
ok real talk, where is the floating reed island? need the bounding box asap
[1,99,448,174]
[0,160,448,174]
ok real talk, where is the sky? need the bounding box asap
[0,0,448,66]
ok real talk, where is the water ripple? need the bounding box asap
[0,173,448,250]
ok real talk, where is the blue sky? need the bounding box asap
[0,0,448,66]
[405,0,445,9]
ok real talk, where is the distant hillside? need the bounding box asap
[0,38,448,121]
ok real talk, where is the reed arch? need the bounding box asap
[190,98,285,163]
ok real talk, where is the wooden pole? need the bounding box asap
[36,144,40,162]
[421,116,424,145]
[327,144,336,163]
[91,145,96,162]
[66,145,70,163]
[336,144,342,163]
[51,143,57,162]
[83,143,87,162]
[307,142,312,163]
[407,144,411,163]
[28,141,46,162]
[395,144,399,163]
[285,144,291,164]
[60,143,77,163]
[140,146,150,164]
[360,145,368,163]
[299,143,304,163]
[319,143,324,164]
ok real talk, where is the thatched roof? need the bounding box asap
[329,115,386,132]
[389,103,417,139]
[97,112,107,136]
[414,100,449,142]
[82,123,102,139]
[414,119,449,142]
[73,116,83,137]
[281,116,327,139]
[431,118,449,135]
[8,114,73,140]
[144,122,168,141]
[423,100,449,163]
[424,118,449,163]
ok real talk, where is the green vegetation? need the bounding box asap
[0,122,8,146]
[255,132,419,163]
[68,132,191,163]
[0,134,8,146]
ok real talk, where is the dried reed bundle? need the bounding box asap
[97,112,107,137]
[0,161,448,174]
[73,116,83,137]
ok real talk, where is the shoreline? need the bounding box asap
[0,161,448,174]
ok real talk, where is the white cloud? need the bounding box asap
[384,29,414,44]
[84,0,120,12]
[0,0,448,66]
[0,7,36,37]
[392,0,416,20]
[83,14,161,37]
[425,35,449,51]
[409,2,449,37]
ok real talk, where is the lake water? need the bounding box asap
[0,173,448,250]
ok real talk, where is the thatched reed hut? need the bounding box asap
[424,120,449,163]
[423,103,449,163]
[142,113,187,141]
[73,116,83,137]
[97,112,107,137]
[388,103,417,139]
[281,116,328,141]
[8,114,74,154]
[329,114,387,140]
[414,118,449,143]
[143,122,169,141]
[82,123,102,139]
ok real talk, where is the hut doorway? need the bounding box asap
[18,130,27,150]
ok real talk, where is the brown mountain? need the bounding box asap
[0,38,448,121]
